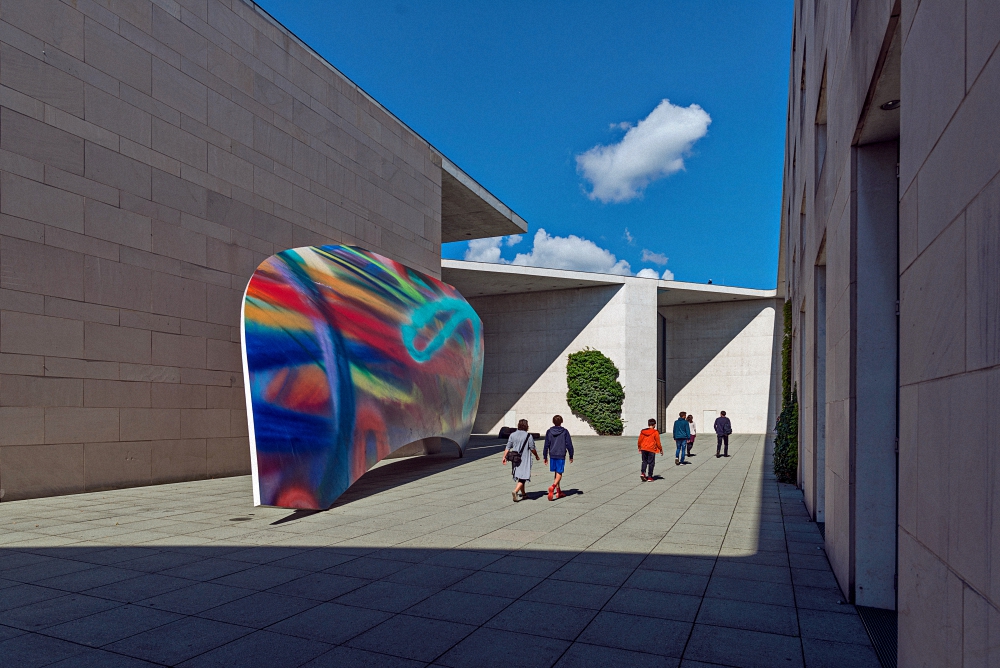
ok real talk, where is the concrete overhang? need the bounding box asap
[442,260,623,297]
[442,260,777,304]
[441,159,528,243]
[655,282,777,306]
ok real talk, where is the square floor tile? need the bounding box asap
[450,571,543,599]
[798,609,870,644]
[683,624,803,668]
[486,599,597,640]
[424,550,504,571]
[159,558,253,582]
[0,583,67,611]
[605,588,703,622]
[704,576,795,607]
[348,613,476,662]
[387,563,474,589]
[0,631,88,668]
[577,611,690,657]
[335,581,438,613]
[266,572,368,601]
[327,557,412,580]
[106,616,252,665]
[624,569,709,596]
[555,642,679,668]
[267,602,392,644]
[303,645,424,667]
[84,573,193,603]
[405,589,512,625]
[198,591,318,628]
[137,581,254,615]
[3,593,118,631]
[35,566,145,593]
[550,562,634,587]
[437,627,569,668]
[210,565,307,591]
[711,561,791,585]
[640,554,716,576]
[695,598,799,636]
[46,648,160,667]
[484,555,564,578]
[43,604,182,647]
[178,629,330,668]
[801,638,881,668]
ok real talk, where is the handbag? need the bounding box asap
[508,433,528,466]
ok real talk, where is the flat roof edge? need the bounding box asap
[442,159,528,235]
[239,1,526,235]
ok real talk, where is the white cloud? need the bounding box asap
[576,99,711,203]
[641,249,668,265]
[463,230,678,280]
[463,237,506,263]
[623,228,634,244]
[511,229,632,275]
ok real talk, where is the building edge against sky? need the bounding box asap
[782,0,1000,663]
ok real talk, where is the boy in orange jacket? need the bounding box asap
[638,418,663,481]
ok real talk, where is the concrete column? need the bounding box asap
[853,139,899,609]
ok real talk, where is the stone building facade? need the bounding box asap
[782,0,1000,662]
[0,0,522,501]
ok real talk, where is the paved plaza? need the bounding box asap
[0,435,879,667]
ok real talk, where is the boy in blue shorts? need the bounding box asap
[543,415,574,501]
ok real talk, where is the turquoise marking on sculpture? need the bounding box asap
[402,298,483,419]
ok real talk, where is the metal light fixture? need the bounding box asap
[880,99,900,111]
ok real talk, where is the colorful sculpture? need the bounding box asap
[241,245,483,509]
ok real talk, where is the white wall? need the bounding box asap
[660,299,782,435]
[468,278,659,437]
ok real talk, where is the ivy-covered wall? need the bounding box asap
[566,348,625,436]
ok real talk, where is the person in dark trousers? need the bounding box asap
[543,415,574,500]
[637,418,662,481]
[714,411,733,457]
[673,411,691,465]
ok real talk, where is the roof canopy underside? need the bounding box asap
[442,260,776,305]
[440,159,528,243]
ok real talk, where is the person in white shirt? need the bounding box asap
[686,414,697,456]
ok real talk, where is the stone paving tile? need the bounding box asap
[0,435,881,667]
[555,643,680,667]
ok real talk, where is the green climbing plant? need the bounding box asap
[773,300,799,484]
[566,348,625,436]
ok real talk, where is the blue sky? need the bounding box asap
[257,1,792,289]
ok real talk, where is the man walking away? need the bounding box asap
[714,411,733,457]
[673,412,691,465]
[637,418,662,481]
[543,415,574,500]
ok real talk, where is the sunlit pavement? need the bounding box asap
[0,434,879,667]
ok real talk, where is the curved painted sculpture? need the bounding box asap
[241,245,483,509]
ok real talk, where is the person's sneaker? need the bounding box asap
[675,458,680,465]
[556,490,567,499]
[647,475,655,481]
[716,454,721,458]
[512,491,519,502]
[640,474,647,482]
[548,489,554,501]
